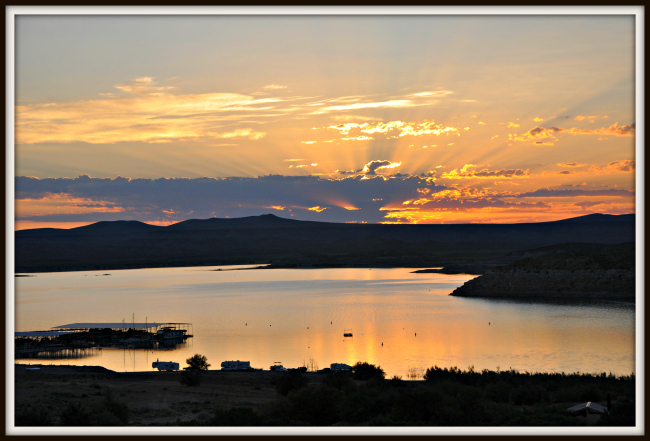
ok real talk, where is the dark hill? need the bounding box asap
[15,214,635,272]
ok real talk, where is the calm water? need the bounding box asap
[14,266,635,378]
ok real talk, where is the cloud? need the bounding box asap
[441,164,529,180]
[511,188,635,198]
[507,122,520,128]
[262,85,287,90]
[573,115,599,121]
[533,117,545,122]
[510,123,635,145]
[15,173,450,224]
[360,160,402,176]
[573,200,608,210]
[312,100,414,114]
[557,162,585,167]
[16,174,635,226]
[15,77,284,144]
[589,159,636,173]
[326,120,460,138]
[341,136,373,141]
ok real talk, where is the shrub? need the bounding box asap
[275,370,308,396]
[15,404,53,426]
[351,362,385,381]
[212,407,265,426]
[323,371,354,390]
[287,386,341,425]
[180,369,203,387]
[59,401,90,426]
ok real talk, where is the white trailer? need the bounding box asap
[330,363,352,371]
[152,360,180,371]
[221,360,251,371]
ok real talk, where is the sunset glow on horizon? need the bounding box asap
[13,12,637,228]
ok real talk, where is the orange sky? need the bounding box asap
[13,13,637,228]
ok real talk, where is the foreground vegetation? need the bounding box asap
[15,362,635,427]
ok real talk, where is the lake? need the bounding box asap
[14,266,636,378]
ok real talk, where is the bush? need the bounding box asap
[59,392,130,426]
[15,404,53,426]
[59,401,90,426]
[275,370,308,396]
[212,407,265,426]
[597,401,635,426]
[323,371,354,390]
[288,386,341,425]
[351,362,385,381]
[579,385,602,403]
[180,369,203,387]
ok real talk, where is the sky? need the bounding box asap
[12,12,638,229]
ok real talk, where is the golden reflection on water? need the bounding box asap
[14,266,635,377]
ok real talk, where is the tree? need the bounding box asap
[186,354,211,371]
[351,361,385,380]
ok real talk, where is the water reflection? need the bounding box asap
[14,266,636,377]
[18,347,100,360]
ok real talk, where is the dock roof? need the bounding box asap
[52,322,188,330]
[15,331,75,337]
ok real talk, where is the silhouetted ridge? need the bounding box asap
[166,214,303,231]
[15,213,635,272]
[552,213,634,223]
[73,220,162,234]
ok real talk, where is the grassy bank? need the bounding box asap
[14,364,635,427]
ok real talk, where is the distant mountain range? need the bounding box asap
[15,213,635,273]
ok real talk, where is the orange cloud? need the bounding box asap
[557,162,585,167]
[361,160,401,176]
[308,206,329,212]
[14,77,292,144]
[441,165,530,180]
[326,120,459,139]
[589,159,636,173]
[510,123,635,145]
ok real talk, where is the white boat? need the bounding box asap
[155,327,190,340]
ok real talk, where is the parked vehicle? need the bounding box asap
[330,363,352,371]
[152,359,179,371]
[221,360,252,371]
[270,362,287,372]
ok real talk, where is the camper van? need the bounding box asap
[330,363,352,372]
[152,360,179,371]
[220,360,252,371]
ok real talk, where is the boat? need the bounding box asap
[343,328,353,337]
[154,326,191,340]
